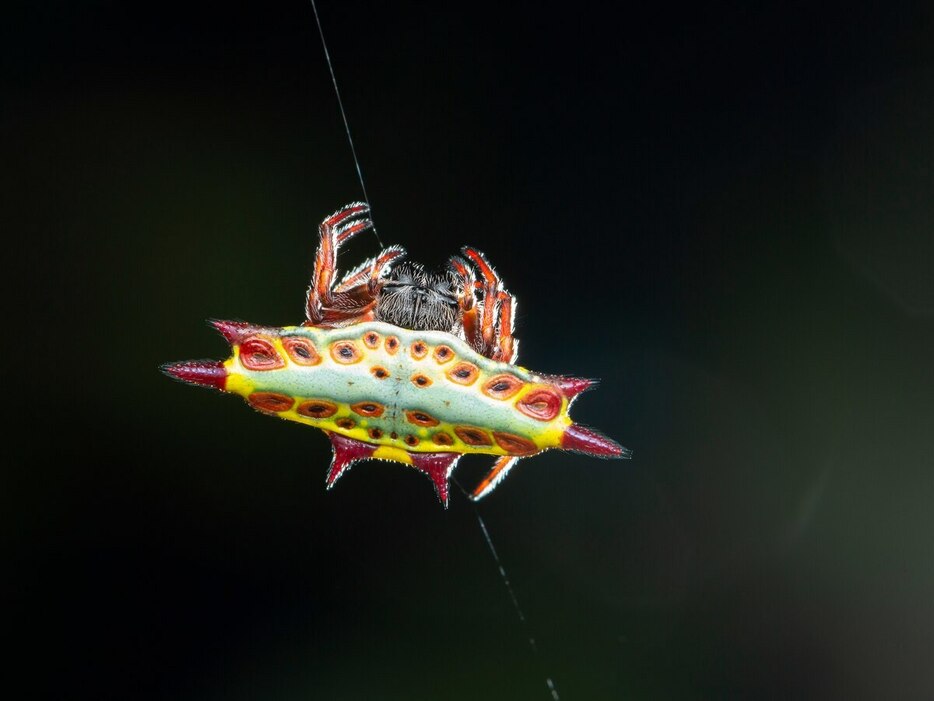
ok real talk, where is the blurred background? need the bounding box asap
[4,1,934,698]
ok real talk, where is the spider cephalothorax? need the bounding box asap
[164,202,630,505]
[375,262,461,333]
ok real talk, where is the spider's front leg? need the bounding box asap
[304,202,404,327]
[448,254,478,341]
[305,202,371,324]
[459,247,518,364]
[334,245,407,295]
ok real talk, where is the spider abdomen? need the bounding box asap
[219,321,568,457]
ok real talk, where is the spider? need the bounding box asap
[303,202,517,362]
[164,202,630,505]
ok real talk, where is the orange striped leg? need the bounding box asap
[333,245,406,293]
[492,290,518,364]
[307,245,406,325]
[471,456,520,500]
[462,247,501,354]
[449,255,482,350]
[306,202,372,324]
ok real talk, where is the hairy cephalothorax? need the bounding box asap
[164,202,630,504]
[375,262,460,332]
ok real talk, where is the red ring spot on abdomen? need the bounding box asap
[385,336,400,354]
[454,426,493,446]
[282,336,321,366]
[405,410,440,427]
[411,373,433,388]
[371,366,390,379]
[516,388,562,421]
[352,401,385,418]
[297,399,338,419]
[363,331,380,349]
[482,374,524,400]
[493,431,538,455]
[447,362,479,386]
[432,432,454,446]
[410,341,428,359]
[330,341,362,364]
[248,392,294,413]
[239,337,285,371]
[433,345,454,364]
[335,417,356,430]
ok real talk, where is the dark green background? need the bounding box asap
[5,1,934,698]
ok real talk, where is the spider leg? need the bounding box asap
[316,245,406,325]
[333,260,373,293]
[491,289,519,364]
[334,245,406,293]
[470,456,520,501]
[305,202,375,326]
[460,247,518,362]
[449,255,482,349]
[462,247,500,353]
[366,245,407,294]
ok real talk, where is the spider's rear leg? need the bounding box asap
[471,456,520,501]
[305,202,375,326]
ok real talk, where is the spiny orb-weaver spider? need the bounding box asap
[163,202,631,505]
